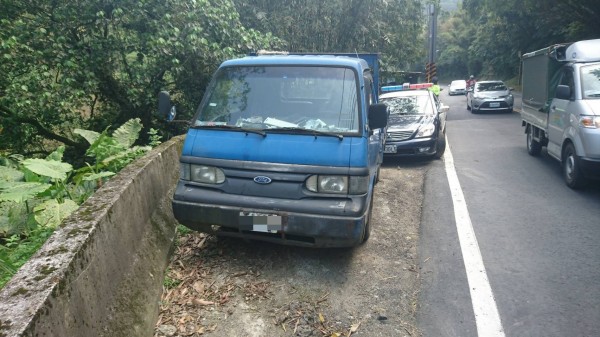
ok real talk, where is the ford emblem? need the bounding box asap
[253,176,272,184]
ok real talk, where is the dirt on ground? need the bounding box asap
[154,161,426,337]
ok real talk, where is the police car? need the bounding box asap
[379,83,449,159]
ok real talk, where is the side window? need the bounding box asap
[364,72,373,106]
[559,69,575,99]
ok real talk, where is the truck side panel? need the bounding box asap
[521,53,552,129]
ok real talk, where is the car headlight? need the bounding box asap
[181,164,226,184]
[580,115,600,129]
[416,123,436,138]
[306,175,369,194]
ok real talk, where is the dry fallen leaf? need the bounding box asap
[192,298,215,306]
[192,281,205,294]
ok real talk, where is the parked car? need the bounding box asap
[380,84,449,159]
[467,80,514,113]
[449,79,467,95]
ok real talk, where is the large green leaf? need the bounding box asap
[33,199,79,228]
[45,145,65,161]
[82,171,115,181]
[112,118,142,148]
[74,129,101,145]
[22,159,73,181]
[0,181,52,202]
[0,166,24,182]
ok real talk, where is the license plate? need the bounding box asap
[489,102,500,108]
[239,212,282,233]
[384,145,397,153]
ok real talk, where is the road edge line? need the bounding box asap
[443,140,506,337]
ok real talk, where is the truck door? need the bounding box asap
[547,66,575,158]
[365,73,383,171]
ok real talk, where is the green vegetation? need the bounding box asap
[0,119,156,288]
[437,0,599,81]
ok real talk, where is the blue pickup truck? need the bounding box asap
[158,53,387,247]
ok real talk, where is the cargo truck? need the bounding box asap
[158,53,388,247]
[521,39,600,188]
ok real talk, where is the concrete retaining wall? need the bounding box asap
[0,135,185,337]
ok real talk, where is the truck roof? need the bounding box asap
[522,39,600,63]
[221,54,371,70]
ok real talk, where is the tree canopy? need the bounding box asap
[437,0,600,81]
[0,0,282,157]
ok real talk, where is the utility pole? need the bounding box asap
[426,3,437,83]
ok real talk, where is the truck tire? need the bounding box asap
[361,196,374,243]
[526,127,542,156]
[562,142,586,189]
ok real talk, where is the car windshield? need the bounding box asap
[381,94,434,116]
[581,64,600,99]
[476,82,507,91]
[193,65,360,132]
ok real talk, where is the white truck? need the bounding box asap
[521,39,600,188]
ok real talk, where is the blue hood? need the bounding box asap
[182,129,367,167]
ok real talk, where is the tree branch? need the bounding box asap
[0,105,85,149]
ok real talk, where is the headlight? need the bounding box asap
[416,123,436,138]
[580,115,600,129]
[306,175,369,194]
[180,164,225,184]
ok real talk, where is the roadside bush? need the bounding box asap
[0,118,160,288]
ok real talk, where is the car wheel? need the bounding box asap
[434,132,446,159]
[361,195,374,243]
[562,142,586,189]
[507,107,514,113]
[375,166,381,184]
[526,127,542,156]
[467,99,471,110]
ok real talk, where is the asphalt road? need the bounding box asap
[417,89,600,337]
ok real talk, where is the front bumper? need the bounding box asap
[383,137,438,157]
[172,182,370,247]
[472,97,513,111]
[580,157,600,180]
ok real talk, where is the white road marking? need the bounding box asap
[443,141,506,337]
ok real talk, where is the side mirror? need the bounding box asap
[369,103,388,129]
[555,85,572,100]
[158,91,176,121]
[439,104,450,113]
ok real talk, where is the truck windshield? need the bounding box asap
[193,66,360,132]
[581,64,600,99]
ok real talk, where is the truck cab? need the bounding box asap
[521,39,600,188]
[159,54,387,247]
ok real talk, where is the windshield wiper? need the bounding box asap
[192,124,266,137]
[265,127,343,140]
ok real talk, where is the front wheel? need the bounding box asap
[361,196,374,244]
[563,142,586,189]
[526,127,542,156]
[434,132,446,159]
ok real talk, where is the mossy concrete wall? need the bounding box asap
[0,135,185,337]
